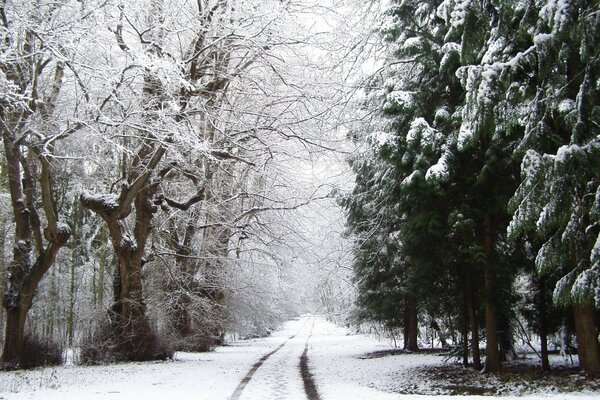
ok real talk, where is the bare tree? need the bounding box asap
[0,0,100,367]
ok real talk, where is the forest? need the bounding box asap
[0,0,599,386]
[344,0,600,376]
[0,0,365,370]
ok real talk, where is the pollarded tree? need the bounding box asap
[79,0,249,360]
[79,0,353,359]
[0,0,104,368]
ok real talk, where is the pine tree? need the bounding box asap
[505,0,600,374]
[343,141,407,337]
[346,0,470,354]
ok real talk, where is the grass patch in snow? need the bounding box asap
[380,353,600,396]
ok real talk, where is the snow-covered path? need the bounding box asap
[1,315,599,400]
[232,317,314,400]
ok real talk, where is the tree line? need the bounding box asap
[0,0,366,370]
[344,0,600,374]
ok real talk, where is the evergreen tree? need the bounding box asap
[507,0,600,374]
[383,0,523,371]
[344,139,410,342]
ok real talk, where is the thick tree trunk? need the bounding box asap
[165,218,197,348]
[573,303,600,375]
[107,240,157,360]
[404,298,419,351]
[112,249,147,325]
[540,326,550,371]
[464,265,482,370]
[483,215,500,372]
[81,185,160,360]
[2,307,27,365]
[2,239,69,366]
[2,127,70,366]
[109,211,155,359]
[484,286,500,371]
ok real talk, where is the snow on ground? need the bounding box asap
[308,318,599,400]
[1,315,599,400]
[0,319,305,400]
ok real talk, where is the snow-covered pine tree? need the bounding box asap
[507,0,600,375]
[378,0,458,354]
[343,131,410,342]
[378,0,524,370]
[437,0,551,370]
[346,0,469,355]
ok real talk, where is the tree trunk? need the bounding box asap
[461,305,469,366]
[2,238,69,366]
[483,215,500,372]
[573,303,600,375]
[1,129,70,366]
[540,326,550,371]
[2,307,27,365]
[484,284,500,371]
[108,215,154,359]
[538,275,550,371]
[464,264,482,370]
[404,298,419,351]
[165,217,198,349]
[467,295,481,370]
[80,142,166,361]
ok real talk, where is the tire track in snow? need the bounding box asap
[229,333,297,400]
[299,320,322,400]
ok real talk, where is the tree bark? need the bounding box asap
[467,295,481,370]
[483,214,500,372]
[81,172,161,360]
[538,275,550,371]
[573,303,600,375]
[2,236,69,366]
[2,307,27,365]
[461,304,469,366]
[165,217,197,349]
[1,125,70,367]
[540,324,550,371]
[464,265,481,370]
[404,297,419,351]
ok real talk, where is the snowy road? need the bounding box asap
[1,315,599,400]
[232,317,315,400]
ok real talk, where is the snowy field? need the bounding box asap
[1,315,598,400]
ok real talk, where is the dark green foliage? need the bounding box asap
[346,0,600,373]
